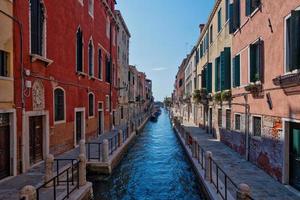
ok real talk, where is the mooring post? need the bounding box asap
[20,185,36,200]
[118,129,123,147]
[78,153,87,186]
[102,139,109,162]
[237,183,251,200]
[44,154,54,187]
[205,151,212,181]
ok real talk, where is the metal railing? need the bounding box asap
[173,117,255,200]
[86,142,102,161]
[36,159,80,200]
[108,133,119,155]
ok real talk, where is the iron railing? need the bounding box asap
[86,142,102,161]
[36,159,80,200]
[108,133,119,155]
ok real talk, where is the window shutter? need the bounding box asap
[206,63,212,93]
[215,57,219,92]
[224,47,231,90]
[246,0,251,16]
[232,57,236,87]
[235,0,241,28]
[258,40,264,83]
[202,68,206,89]
[235,55,241,87]
[220,51,225,90]
[229,4,234,33]
[290,10,300,71]
[249,44,257,82]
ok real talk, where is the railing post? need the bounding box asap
[20,185,36,200]
[79,139,86,155]
[44,154,54,187]
[205,151,212,181]
[237,183,251,200]
[118,129,123,147]
[191,139,195,157]
[102,139,109,162]
[78,153,87,187]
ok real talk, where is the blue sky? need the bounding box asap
[116,0,215,101]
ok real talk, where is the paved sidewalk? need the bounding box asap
[181,120,300,200]
[0,129,119,200]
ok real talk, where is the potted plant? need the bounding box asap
[221,90,232,102]
[193,89,202,103]
[214,92,222,103]
[245,81,262,93]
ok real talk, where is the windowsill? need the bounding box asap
[273,70,300,87]
[88,116,95,119]
[0,76,13,81]
[31,54,53,66]
[54,120,66,125]
[76,71,87,77]
[89,76,96,80]
[249,7,261,18]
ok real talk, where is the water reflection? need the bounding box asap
[88,110,205,200]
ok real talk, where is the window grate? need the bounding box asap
[253,116,262,137]
[218,109,222,127]
[235,114,241,130]
[226,110,231,130]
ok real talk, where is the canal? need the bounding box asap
[88,109,205,200]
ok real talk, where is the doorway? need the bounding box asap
[98,102,104,135]
[29,116,43,165]
[0,114,10,179]
[75,112,83,145]
[289,122,300,190]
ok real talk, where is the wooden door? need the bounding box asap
[76,112,82,144]
[290,122,300,190]
[29,116,43,165]
[0,114,10,179]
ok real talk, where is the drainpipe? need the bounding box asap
[109,19,113,130]
[0,9,24,173]
[244,94,250,161]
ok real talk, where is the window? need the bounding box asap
[0,50,9,77]
[112,111,115,126]
[218,8,222,32]
[226,110,231,130]
[215,48,231,92]
[210,25,213,44]
[121,106,124,119]
[218,108,222,127]
[246,0,261,16]
[105,95,110,111]
[252,116,262,137]
[98,102,103,110]
[235,114,241,130]
[88,0,94,17]
[286,10,300,72]
[226,0,230,21]
[88,93,94,117]
[232,54,241,87]
[206,63,212,93]
[229,0,241,33]
[76,28,83,72]
[54,88,65,122]
[105,56,111,83]
[98,49,102,79]
[30,0,45,56]
[106,17,110,38]
[88,40,94,77]
[249,39,264,83]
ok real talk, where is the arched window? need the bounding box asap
[54,88,65,122]
[106,17,110,38]
[30,0,45,56]
[76,28,83,72]
[88,40,94,76]
[88,93,94,117]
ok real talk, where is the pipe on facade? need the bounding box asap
[0,9,24,173]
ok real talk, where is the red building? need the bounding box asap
[13,0,118,172]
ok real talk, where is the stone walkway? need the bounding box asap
[0,128,121,200]
[181,120,300,200]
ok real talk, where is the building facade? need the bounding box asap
[13,0,118,172]
[115,10,130,128]
[0,0,17,180]
[173,0,300,191]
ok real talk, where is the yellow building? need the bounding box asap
[0,0,17,180]
[195,0,233,138]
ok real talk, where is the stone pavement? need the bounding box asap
[181,120,300,200]
[0,129,120,200]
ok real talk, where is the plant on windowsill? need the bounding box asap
[221,90,232,102]
[183,93,191,104]
[245,73,262,93]
[214,92,222,103]
[193,89,202,103]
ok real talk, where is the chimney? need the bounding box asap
[199,24,205,34]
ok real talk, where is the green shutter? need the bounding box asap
[290,10,300,71]
[232,57,236,87]
[215,57,220,92]
[206,63,212,93]
[229,3,234,33]
[258,40,264,82]
[220,51,225,90]
[224,47,231,90]
[235,55,240,87]
[246,0,251,16]
[249,44,257,82]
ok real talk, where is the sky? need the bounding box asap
[116,0,215,101]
